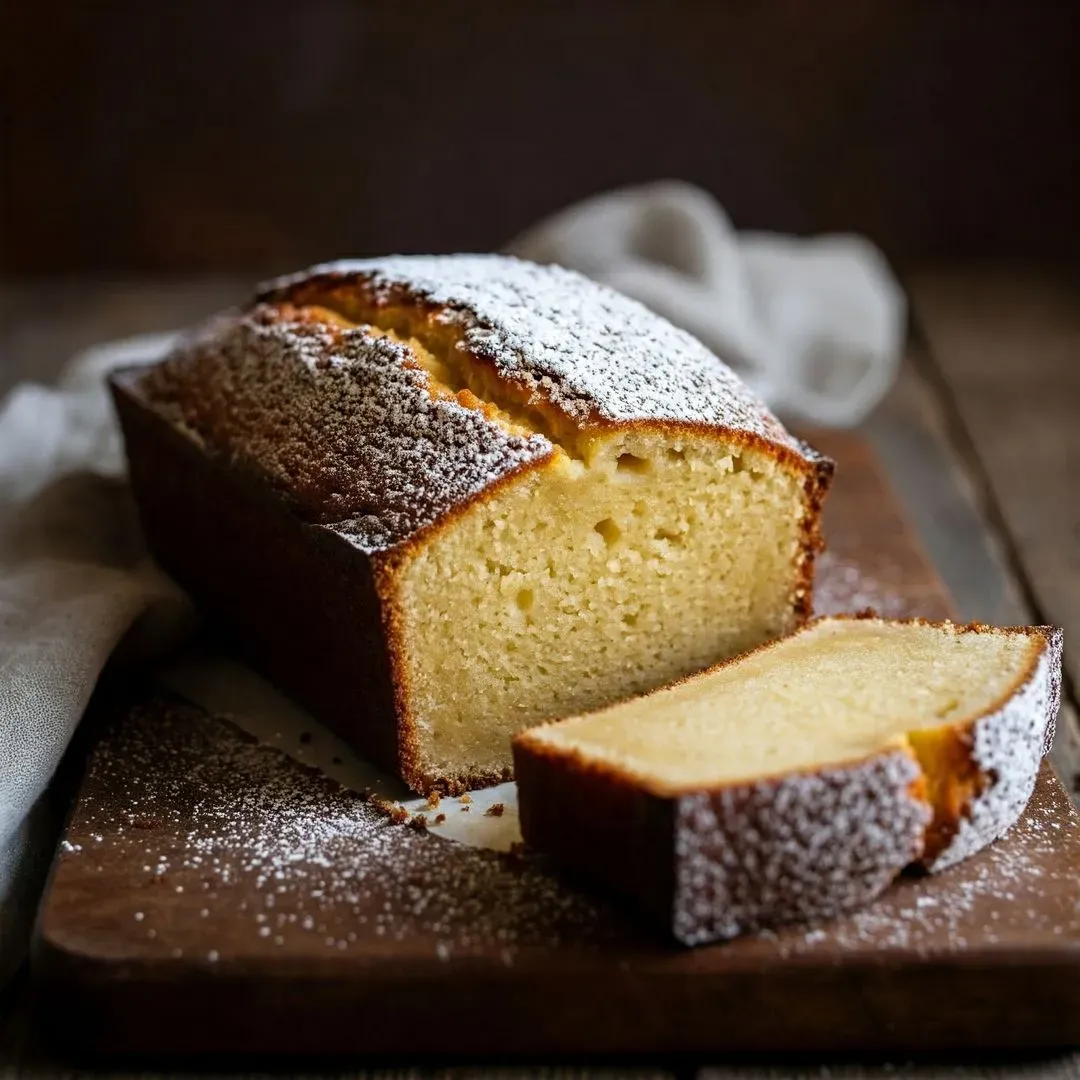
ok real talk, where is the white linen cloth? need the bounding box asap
[0,191,904,980]
[0,333,190,982]
[507,180,905,427]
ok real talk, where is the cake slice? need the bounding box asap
[513,616,1062,945]
[111,254,831,794]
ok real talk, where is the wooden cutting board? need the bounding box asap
[33,433,1080,1057]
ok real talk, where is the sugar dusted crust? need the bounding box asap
[924,624,1063,871]
[513,617,1063,944]
[259,255,826,444]
[673,750,930,944]
[133,302,555,556]
[135,256,831,691]
[138,256,830,558]
[262,255,827,554]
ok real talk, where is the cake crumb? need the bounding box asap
[460,793,472,804]
[407,814,428,833]
[367,795,409,824]
[426,792,442,810]
[485,802,505,817]
[433,813,446,825]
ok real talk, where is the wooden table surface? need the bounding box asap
[1,267,1079,1077]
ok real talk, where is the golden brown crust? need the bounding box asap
[135,302,557,555]
[109,372,408,780]
[918,624,1061,870]
[260,257,825,443]
[512,733,680,930]
[908,720,987,863]
[893,619,1057,866]
[792,453,834,622]
[368,556,420,791]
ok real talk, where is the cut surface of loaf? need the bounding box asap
[112,255,831,793]
[513,617,1063,944]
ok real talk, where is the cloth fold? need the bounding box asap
[0,333,189,982]
[0,192,904,980]
[507,180,905,427]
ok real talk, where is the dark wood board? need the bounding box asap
[32,433,1080,1057]
[911,268,1080,700]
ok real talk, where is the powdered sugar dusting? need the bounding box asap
[137,254,826,554]
[136,308,552,553]
[673,752,930,945]
[813,556,1065,878]
[59,698,623,960]
[779,788,1080,955]
[53,695,1080,969]
[262,255,816,451]
[928,628,1063,871]
[813,551,912,617]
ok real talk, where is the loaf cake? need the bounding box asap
[110,254,832,794]
[513,616,1063,944]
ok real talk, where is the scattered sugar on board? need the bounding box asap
[57,549,1077,965]
[59,694,1080,964]
[62,698,629,961]
[812,551,912,617]
[780,796,1080,957]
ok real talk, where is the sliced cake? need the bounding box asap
[513,616,1062,944]
[111,254,831,794]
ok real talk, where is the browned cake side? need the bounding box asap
[111,377,406,778]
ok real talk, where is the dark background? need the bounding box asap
[2,0,1078,277]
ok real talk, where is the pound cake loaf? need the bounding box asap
[111,254,832,794]
[514,616,1063,944]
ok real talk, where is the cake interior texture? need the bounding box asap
[401,427,805,783]
[293,294,814,786]
[523,619,1039,794]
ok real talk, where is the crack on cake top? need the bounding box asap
[262,254,810,449]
